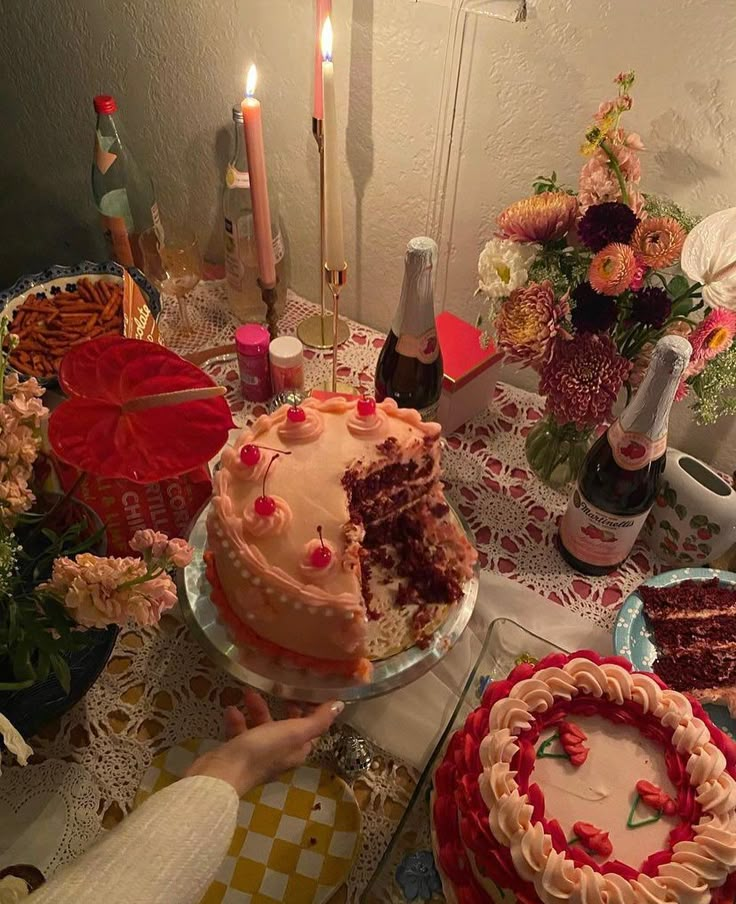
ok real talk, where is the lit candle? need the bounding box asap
[241,65,276,288]
[321,17,345,271]
[313,0,331,120]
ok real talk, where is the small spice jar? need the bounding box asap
[269,336,305,394]
[235,324,272,402]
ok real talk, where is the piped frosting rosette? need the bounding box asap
[346,404,389,439]
[299,539,338,581]
[277,407,325,444]
[242,496,292,537]
[431,651,736,904]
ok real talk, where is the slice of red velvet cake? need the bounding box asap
[641,578,736,715]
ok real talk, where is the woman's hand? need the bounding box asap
[186,690,344,796]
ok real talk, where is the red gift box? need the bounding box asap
[436,311,502,433]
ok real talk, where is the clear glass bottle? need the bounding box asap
[223,105,289,323]
[91,94,161,270]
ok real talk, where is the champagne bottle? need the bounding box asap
[558,335,691,576]
[91,95,161,270]
[375,236,443,421]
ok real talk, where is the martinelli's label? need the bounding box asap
[396,328,439,364]
[559,487,650,568]
[608,420,667,471]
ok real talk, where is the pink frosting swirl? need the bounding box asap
[299,539,338,580]
[242,495,292,537]
[346,405,389,439]
[277,408,324,444]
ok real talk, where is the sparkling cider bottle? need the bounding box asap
[558,335,691,576]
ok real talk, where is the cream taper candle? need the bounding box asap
[321,17,345,271]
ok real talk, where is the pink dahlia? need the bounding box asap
[540,333,630,429]
[589,243,637,296]
[495,280,569,370]
[687,309,736,377]
[497,192,578,244]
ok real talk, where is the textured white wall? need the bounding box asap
[2,0,736,468]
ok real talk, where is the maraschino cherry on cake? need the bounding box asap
[431,651,736,904]
[206,396,477,680]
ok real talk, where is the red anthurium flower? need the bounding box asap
[49,336,235,483]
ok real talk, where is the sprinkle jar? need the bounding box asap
[269,336,305,394]
[235,324,272,402]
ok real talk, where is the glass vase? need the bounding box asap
[525,414,592,490]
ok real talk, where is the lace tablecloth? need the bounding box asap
[8,281,654,901]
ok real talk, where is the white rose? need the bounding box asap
[0,876,30,903]
[478,237,538,299]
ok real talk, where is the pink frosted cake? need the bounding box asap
[432,651,736,904]
[206,396,477,679]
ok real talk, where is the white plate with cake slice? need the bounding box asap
[614,566,736,739]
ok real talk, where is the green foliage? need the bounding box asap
[531,171,575,196]
[643,194,702,233]
[691,344,736,425]
[0,502,103,693]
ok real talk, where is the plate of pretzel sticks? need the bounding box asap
[0,260,161,384]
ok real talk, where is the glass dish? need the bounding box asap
[363,617,565,903]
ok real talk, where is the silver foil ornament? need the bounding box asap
[333,732,372,781]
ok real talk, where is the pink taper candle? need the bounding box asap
[313,0,332,120]
[241,65,276,288]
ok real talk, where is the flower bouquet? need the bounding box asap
[0,317,193,771]
[477,71,736,489]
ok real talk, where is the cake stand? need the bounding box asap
[177,503,479,703]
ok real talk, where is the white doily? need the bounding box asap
[0,760,104,878]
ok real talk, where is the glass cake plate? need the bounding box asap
[363,618,565,904]
[177,502,479,703]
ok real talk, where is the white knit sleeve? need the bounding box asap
[31,776,238,904]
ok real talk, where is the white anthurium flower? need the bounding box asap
[681,207,736,310]
[0,713,33,776]
[477,237,538,300]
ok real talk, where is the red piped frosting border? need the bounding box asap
[204,551,372,682]
[432,651,736,904]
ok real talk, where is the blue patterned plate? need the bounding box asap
[614,567,736,740]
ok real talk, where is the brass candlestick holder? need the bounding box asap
[324,263,354,394]
[297,117,349,350]
[258,279,279,341]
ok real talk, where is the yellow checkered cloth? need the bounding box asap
[136,740,361,904]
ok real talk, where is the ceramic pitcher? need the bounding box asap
[644,448,736,566]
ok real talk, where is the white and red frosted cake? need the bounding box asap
[432,651,736,903]
[206,396,477,679]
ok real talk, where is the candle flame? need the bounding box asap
[245,64,257,98]
[321,16,333,62]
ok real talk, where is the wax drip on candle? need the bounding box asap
[240,443,291,467]
[254,454,279,516]
[287,404,306,423]
[310,525,333,568]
